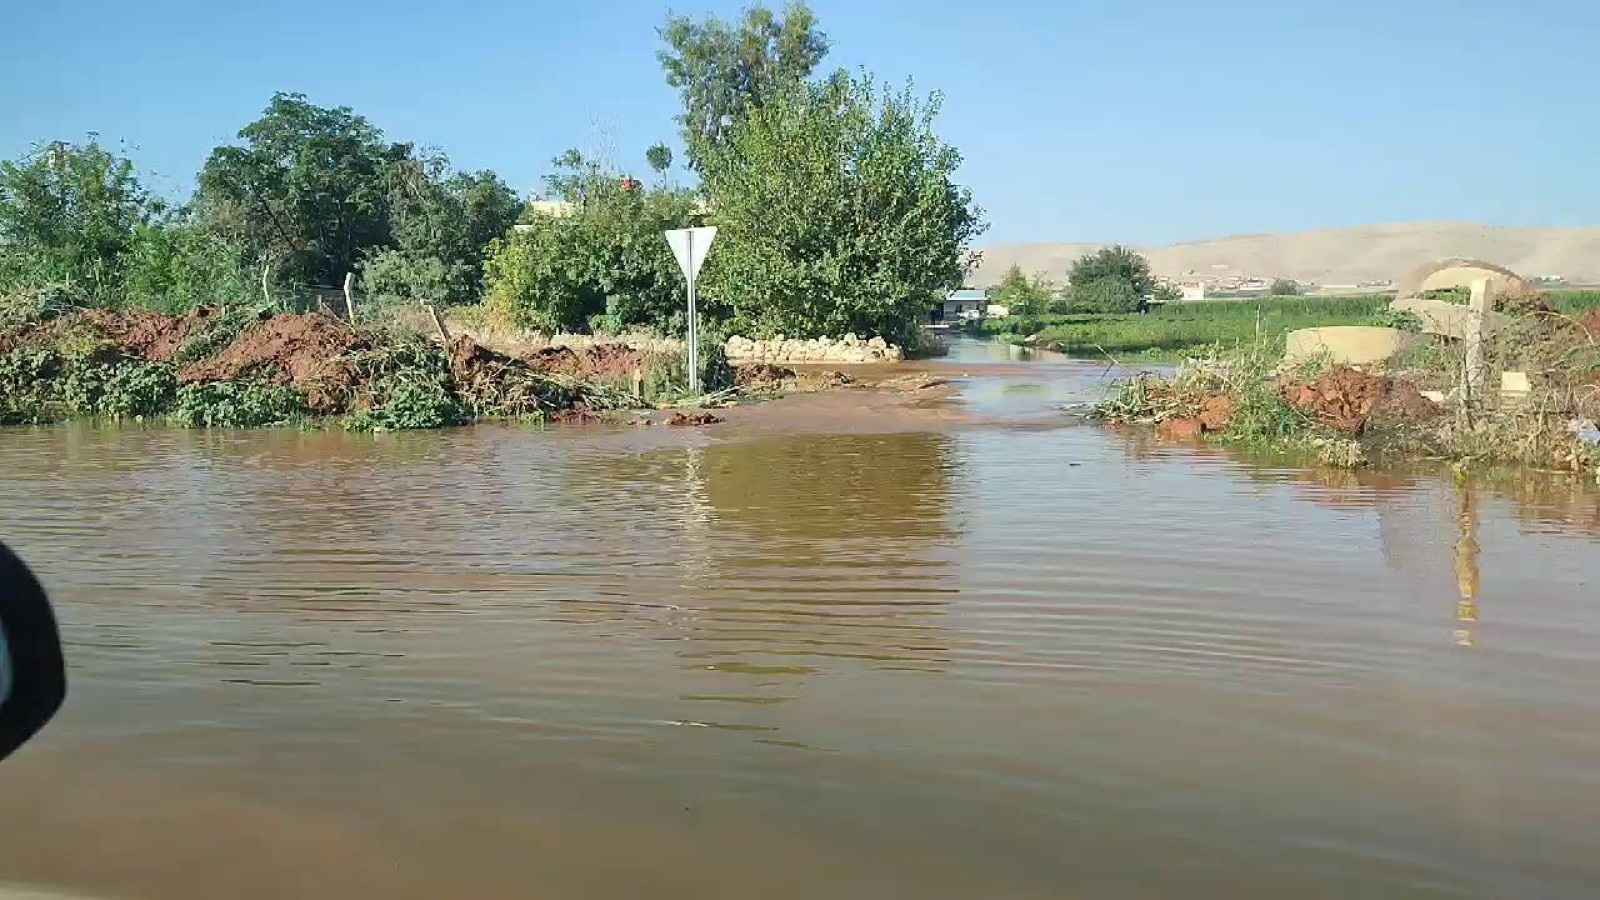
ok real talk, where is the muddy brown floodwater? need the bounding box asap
[2,340,1599,899]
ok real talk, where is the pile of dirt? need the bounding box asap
[1577,309,1600,340]
[449,336,516,384]
[667,411,722,427]
[521,343,648,379]
[77,308,211,363]
[734,363,796,387]
[178,313,368,413]
[1281,367,1440,434]
[1157,418,1204,440]
[1,307,207,360]
[521,345,581,376]
[1198,394,1234,431]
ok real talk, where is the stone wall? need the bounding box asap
[724,333,904,364]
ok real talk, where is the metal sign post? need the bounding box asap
[665,226,718,396]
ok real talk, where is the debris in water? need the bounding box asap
[667,411,722,427]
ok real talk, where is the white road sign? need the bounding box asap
[664,226,719,396]
[665,227,717,281]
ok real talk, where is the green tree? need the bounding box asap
[658,2,829,169]
[1269,278,1302,296]
[1065,278,1141,314]
[1068,245,1156,299]
[365,153,521,305]
[697,73,984,345]
[484,159,698,333]
[646,143,674,178]
[196,92,410,287]
[988,265,1054,317]
[0,139,156,303]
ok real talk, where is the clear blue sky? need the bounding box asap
[4,0,1595,245]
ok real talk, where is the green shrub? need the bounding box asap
[171,381,305,427]
[482,172,698,334]
[343,335,466,430]
[1068,247,1155,298]
[1065,278,1141,314]
[120,223,257,313]
[0,342,177,423]
[97,362,178,418]
[1371,307,1422,332]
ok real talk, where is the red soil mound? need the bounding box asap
[76,308,210,362]
[179,313,367,413]
[521,343,648,379]
[1281,367,1440,435]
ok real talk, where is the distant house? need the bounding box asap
[933,289,987,323]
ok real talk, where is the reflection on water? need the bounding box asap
[1,414,1599,900]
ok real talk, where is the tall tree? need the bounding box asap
[697,73,985,345]
[363,152,522,305]
[0,140,156,301]
[196,92,410,287]
[989,265,1055,317]
[657,2,828,169]
[645,143,673,178]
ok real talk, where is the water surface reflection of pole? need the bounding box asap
[1453,478,1480,647]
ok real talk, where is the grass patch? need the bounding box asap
[986,295,1391,360]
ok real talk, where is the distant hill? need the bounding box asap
[970,222,1600,289]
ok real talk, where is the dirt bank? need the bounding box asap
[1280,367,1441,435]
[522,343,652,380]
[77,308,212,363]
[1,307,208,360]
[178,313,369,413]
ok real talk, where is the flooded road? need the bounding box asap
[2,345,1598,899]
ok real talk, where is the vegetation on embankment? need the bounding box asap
[1095,307,1600,477]
[2,4,976,369]
[0,292,727,430]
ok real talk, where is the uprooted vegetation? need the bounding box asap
[1097,308,1600,475]
[0,298,730,430]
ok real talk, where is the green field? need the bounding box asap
[982,295,1389,360]
[981,291,1600,361]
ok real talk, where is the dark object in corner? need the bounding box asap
[0,542,66,761]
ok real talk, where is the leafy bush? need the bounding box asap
[362,249,469,307]
[0,140,157,305]
[1269,278,1303,297]
[1064,278,1141,314]
[171,382,305,427]
[0,283,80,332]
[86,361,177,418]
[1371,307,1423,332]
[0,341,178,423]
[482,169,698,334]
[120,222,257,313]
